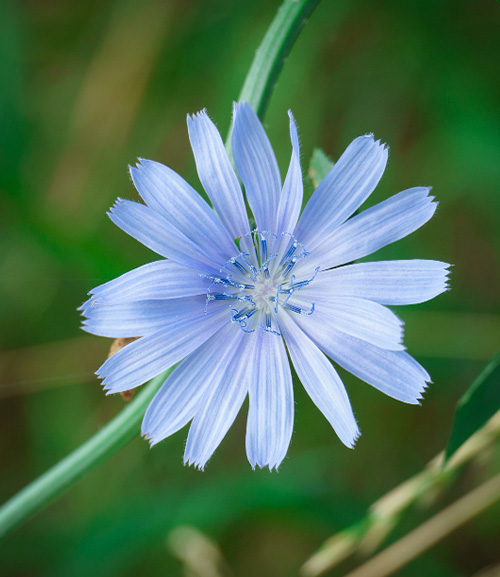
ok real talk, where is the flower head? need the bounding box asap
[81,102,450,470]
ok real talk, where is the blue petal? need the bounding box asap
[304,187,437,271]
[232,102,281,232]
[301,260,451,305]
[184,325,249,469]
[279,313,360,448]
[303,297,405,351]
[295,313,430,404]
[86,260,210,303]
[275,111,303,234]
[96,302,227,393]
[294,134,388,250]
[187,110,251,239]
[142,322,244,448]
[245,329,294,470]
[109,199,222,275]
[82,296,206,338]
[130,159,237,265]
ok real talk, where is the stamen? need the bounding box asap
[212,294,239,301]
[232,259,248,276]
[233,307,251,320]
[274,285,281,313]
[261,237,267,263]
[239,252,258,280]
[230,307,256,333]
[220,252,252,279]
[281,242,297,265]
[245,229,277,268]
[287,266,320,290]
[202,275,254,291]
[257,253,278,280]
[204,230,316,333]
[260,324,281,336]
[283,302,315,315]
[282,256,297,278]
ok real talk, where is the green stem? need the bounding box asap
[237,0,321,120]
[0,0,322,540]
[0,370,171,539]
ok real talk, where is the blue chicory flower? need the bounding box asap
[81,102,450,470]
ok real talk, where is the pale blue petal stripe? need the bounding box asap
[295,314,429,404]
[279,313,359,448]
[87,260,209,303]
[232,101,281,232]
[275,110,303,234]
[294,134,388,250]
[301,260,451,305]
[108,199,221,275]
[302,297,405,351]
[183,325,250,469]
[187,110,250,239]
[96,303,227,394]
[142,322,244,447]
[245,329,294,470]
[82,296,205,338]
[305,187,437,271]
[130,159,237,265]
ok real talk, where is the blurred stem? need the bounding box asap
[0,0,322,540]
[342,473,500,577]
[225,0,321,157]
[237,0,321,119]
[0,369,171,539]
[301,410,500,577]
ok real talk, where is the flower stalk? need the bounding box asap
[0,0,322,539]
[0,369,172,539]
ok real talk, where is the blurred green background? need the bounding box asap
[1,0,499,575]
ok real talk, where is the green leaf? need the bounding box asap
[445,351,500,461]
[308,147,334,189]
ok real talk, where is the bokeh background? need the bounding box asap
[1,0,499,575]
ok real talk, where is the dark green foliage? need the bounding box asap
[445,352,500,461]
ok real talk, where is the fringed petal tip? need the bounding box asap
[78,297,101,316]
[141,418,168,448]
[102,386,116,397]
[360,133,389,151]
[107,197,125,217]
[410,380,431,406]
[248,462,282,473]
[101,381,121,397]
[183,456,207,471]
[98,364,134,395]
[232,100,256,120]
[287,109,301,158]
[443,262,453,291]
[98,375,116,397]
[141,432,158,449]
[346,428,361,450]
[336,420,361,450]
[79,320,93,335]
[187,108,208,123]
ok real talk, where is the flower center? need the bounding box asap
[204,231,318,336]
